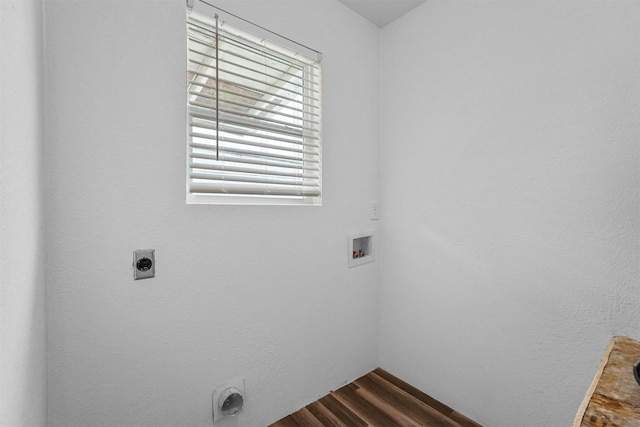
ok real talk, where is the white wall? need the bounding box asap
[0,1,47,426]
[379,1,640,426]
[44,0,379,426]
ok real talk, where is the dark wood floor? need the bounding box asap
[270,368,482,427]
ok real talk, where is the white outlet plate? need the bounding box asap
[133,249,155,280]
[371,201,379,220]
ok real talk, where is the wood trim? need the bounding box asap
[573,337,618,427]
[573,336,640,427]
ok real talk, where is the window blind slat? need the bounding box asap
[189,56,317,97]
[190,173,320,187]
[199,114,319,141]
[187,72,320,113]
[190,135,320,158]
[190,150,320,171]
[189,126,320,152]
[189,121,320,150]
[189,78,320,117]
[189,100,315,131]
[188,48,320,89]
[191,144,311,162]
[187,20,321,72]
[189,91,321,125]
[190,138,320,160]
[190,182,321,197]
[189,100,318,134]
[189,66,319,105]
[187,38,320,80]
[188,15,321,70]
[190,162,319,180]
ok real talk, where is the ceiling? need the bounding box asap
[337,0,428,28]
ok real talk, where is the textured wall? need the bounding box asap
[45,1,379,426]
[0,1,47,426]
[379,1,640,426]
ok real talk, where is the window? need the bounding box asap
[186,6,322,205]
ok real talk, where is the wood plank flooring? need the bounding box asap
[269,368,482,427]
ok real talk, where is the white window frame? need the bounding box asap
[186,4,322,205]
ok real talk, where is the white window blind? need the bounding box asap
[186,7,322,205]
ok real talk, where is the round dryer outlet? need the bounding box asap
[212,378,245,423]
